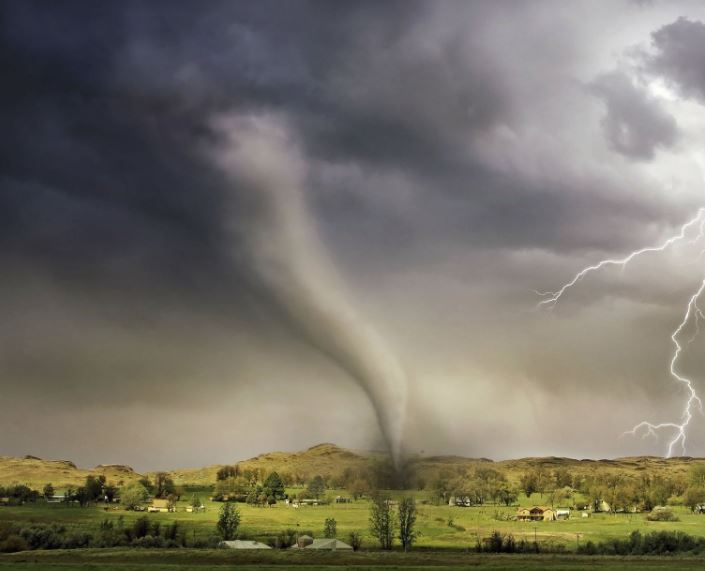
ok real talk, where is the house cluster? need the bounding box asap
[516,506,571,521]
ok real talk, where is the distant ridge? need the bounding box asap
[1,445,703,488]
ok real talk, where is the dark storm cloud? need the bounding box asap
[4,0,705,467]
[647,17,705,101]
[590,70,678,159]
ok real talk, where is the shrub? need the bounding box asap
[646,508,679,522]
[349,531,362,551]
[0,535,28,553]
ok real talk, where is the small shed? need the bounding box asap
[297,535,314,548]
[555,508,570,520]
[221,540,271,550]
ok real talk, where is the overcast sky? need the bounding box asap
[6,1,705,470]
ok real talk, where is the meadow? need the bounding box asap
[2,486,705,550]
[3,447,705,568]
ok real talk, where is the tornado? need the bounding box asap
[208,113,408,465]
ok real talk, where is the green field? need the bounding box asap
[3,549,705,570]
[2,488,705,550]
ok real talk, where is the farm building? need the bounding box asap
[220,540,271,550]
[304,539,353,550]
[516,506,555,521]
[555,509,570,520]
[296,535,314,548]
[148,498,174,513]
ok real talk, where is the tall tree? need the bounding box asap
[324,517,337,538]
[263,472,286,499]
[398,497,417,552]
[217,503,241,540]
[369,495,396,550]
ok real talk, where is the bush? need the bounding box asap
[349,531,362,551]
[646,508,679,522]
[577,530,705,555]
[19,523,66,550]
[0,535,28,553]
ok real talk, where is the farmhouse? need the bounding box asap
[148,498,174,513]
[516,506,556,521]
[220,540,271,550]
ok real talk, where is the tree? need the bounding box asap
[554,468,573,489]
[190,494,203,509]
[263,472,286,500]
[153,472,176,499]
[398,497,417,552]
[369,495,396,550]
[324,517,337,538]
[120,482,149,510]
[84,475,104,503]
[349,478,371,500]
[307,475,326,499]
[217,465,240,481]
[497,487,519,507]
[104,484,118,503]
[684,486,705,512]
[42,483,54,501]
[520,472,537,498]
[217,503,241,540]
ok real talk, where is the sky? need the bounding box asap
[5,1,705,470]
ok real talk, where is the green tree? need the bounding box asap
[520,472,537,498]
[190,494,202,509]
[120,482,149,510]
[153,472,176,499]
[84,475,104,503]
[369,495,396,550]
[307,475,326,499]
[263,472,286,500]
[217,503,241,540]
[684,485,705,512]
[42,483,54,501]
[398,497,417,552]
[216,465,240,481]
[324,517,337,538]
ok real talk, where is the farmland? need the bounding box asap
[2,487,705,550]
[3,444,705,569]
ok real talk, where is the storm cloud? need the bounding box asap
[4,1,705,469]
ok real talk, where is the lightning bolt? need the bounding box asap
[538,207,705,457]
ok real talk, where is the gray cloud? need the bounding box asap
[590,70,678,159]
[3,1,705,469]
[647,17,705,101]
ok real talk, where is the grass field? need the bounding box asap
[2,487,705,550]
[3,549,705,570]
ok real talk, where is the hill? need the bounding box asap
[2,445,703,489]
[0,456,142,488]
[163,443,383,486]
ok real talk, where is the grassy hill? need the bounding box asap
[0,456,142,488]
[2,445,703,489]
